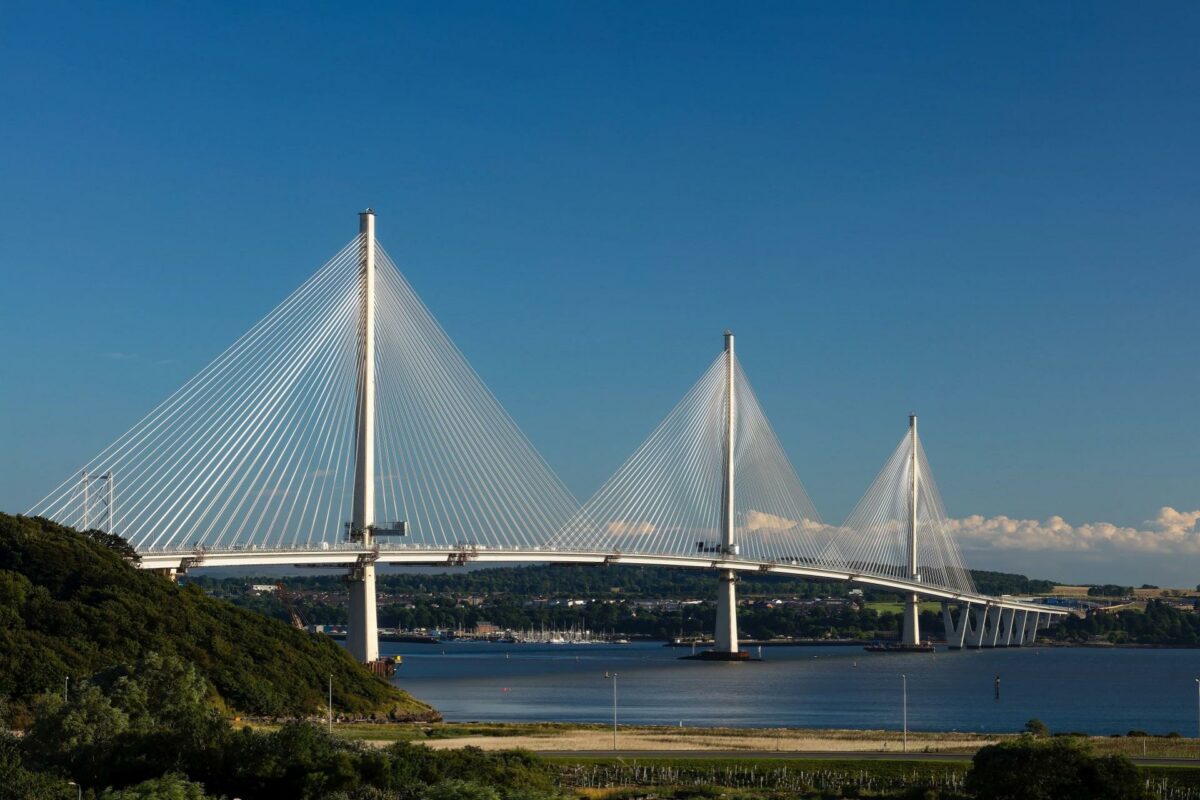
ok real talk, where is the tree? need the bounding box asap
[966,737,1149,800]
[99,774,212,800]
[1023,718,1050,737]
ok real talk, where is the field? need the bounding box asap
[864,600,945,615]
[308,721,1200,760]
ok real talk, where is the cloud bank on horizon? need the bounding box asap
[940,507,1200,586]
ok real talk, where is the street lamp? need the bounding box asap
[604,672,618,751]
[1194,678,1198,741]
[68,781,81,800]
[901,674,908,754]
[328,674,333,734]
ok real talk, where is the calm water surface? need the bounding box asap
[384,641,1200,735]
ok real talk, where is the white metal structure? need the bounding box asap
[348,210,379,663]
[29,211,1068,661]
[714,330,739,655]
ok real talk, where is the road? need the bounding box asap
[535,749,1200,767]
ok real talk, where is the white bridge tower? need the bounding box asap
[711,330,745,658]
[347,209,379,664]
[901,413,922,646]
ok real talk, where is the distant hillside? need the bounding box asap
[0,513,436,720]
[195,562,1058,600]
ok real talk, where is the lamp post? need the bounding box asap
[604,671,618,750]
[328,674,333,734]
[1194,678,1198,741]
[902,674,908,754]
[64,676,69,703]
[68,781,81,800]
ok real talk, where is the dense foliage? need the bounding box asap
[1,654,558,800]
[0,513,434,720]
[966,737,1149,800]
[195,564,1056,601]
[1053,600,1200,645]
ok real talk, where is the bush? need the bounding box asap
[1023,718,1050,737]
[966,737,1149,800]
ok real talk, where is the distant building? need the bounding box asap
[250,584,277,594]
[474,620,499,635]
[1051,585,1091,598]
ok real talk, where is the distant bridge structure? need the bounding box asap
[30,211,1066,663]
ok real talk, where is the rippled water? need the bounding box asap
[384,641,1200,736]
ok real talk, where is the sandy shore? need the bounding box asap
[409,726,999,754]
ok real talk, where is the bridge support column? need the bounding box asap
[901,593,921,646]
[966,604,989,648]
[900,414,923,647]
[942,602,970,649]
[347,558,378,663]
[698,331,746,661]
[999,608,1016,647]
[347,209,380,664]
[1027,611,1045,644]
[713,569,739,654]
[1012,609,1029,647]
[986,606,1003,647]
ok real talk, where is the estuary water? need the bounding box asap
[383,641,1200,736]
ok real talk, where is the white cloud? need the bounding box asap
[607,520,655,536]
[745,510,797,532]
[946,507,1200,556]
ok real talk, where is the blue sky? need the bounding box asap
[2,3,1197,584]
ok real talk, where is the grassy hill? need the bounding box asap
[0,513,436,721]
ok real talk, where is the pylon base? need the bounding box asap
[681,650,752,661]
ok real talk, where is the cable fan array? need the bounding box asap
[29,234,580,552]
[837,428,977,595]
[553,350,835,564]
[370,243,579,548]
[28,225,981,595]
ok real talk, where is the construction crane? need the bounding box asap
[275,582,307,630]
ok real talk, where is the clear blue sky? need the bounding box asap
[2,3,1197,583]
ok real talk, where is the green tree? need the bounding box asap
[966,737,1149,800]
[1023,718,1050,737]
[99,774,212,800]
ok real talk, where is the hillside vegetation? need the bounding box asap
[0,513,435,720]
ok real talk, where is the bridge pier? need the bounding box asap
[965,604,989,648]
[347,557,379,663]
[942,602,971,649]
[713,569,739,654]
[998,607,1016,647]
[901,593,922,646]
[347,209,380,665]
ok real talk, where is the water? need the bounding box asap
[384,641,1200,735]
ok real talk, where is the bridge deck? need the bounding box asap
[136,546,1066,616]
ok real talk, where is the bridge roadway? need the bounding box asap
[136,545,1066,618]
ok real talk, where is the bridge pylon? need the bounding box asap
[347,209,379,664]
[900,414,922,647]
[711,331,745,659]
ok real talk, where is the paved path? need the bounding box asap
[536,749,1200,767]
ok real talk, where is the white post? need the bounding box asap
[901,414,922,646]
[902,673,908,752]
[348,209,379,664]
[328,674,333,733]
[612,672,619,750]
[714,331,740,655]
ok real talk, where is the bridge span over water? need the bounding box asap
[31,211,1066,662]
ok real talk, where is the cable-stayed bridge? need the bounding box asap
[30,211,1065,663]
